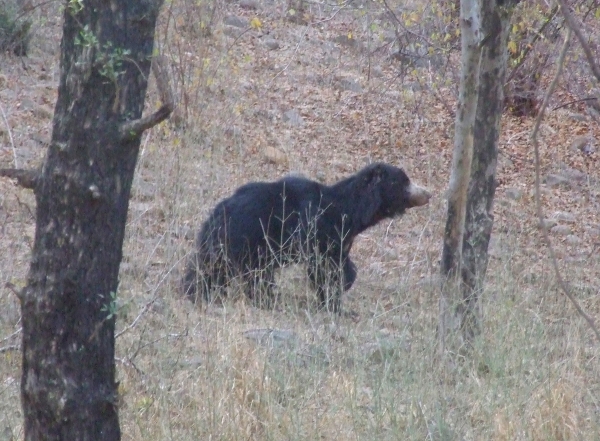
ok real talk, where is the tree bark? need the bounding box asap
[440,0,520,355]
[439,0,481,355]
[20,1,166,440]
[461,0,517,343]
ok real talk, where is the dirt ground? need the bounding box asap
[1,1,600,440]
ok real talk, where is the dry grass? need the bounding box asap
[2,0,600,439]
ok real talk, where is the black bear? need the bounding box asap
[182,162,431,312]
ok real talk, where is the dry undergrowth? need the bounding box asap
[1,0,600,440]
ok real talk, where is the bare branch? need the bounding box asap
[505,5,559,85]
[380,0,435,48]
[0,102,18,168]
[118,55,174,142]
[531,28,600,344]
[269,38,303,86]
[552,96,598,111]
[0,168,39,190]
[556,0,600,82]
[115,296,157,339]
[118,104,172,141]
[0,344,20,353]
[115,357,144,376]
[0,326,22,344]
[5,282,24,303]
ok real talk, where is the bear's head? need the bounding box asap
[358,163,431,228]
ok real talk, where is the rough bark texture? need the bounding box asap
[440,0,520,352]
[439,0,481,354]
[441,0,481,276]
[20,1,164,440]
[460,0,516,343]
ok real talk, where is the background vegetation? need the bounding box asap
[1,0,599,439]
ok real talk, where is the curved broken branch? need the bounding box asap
[119,104,172,141]
[118,54,174,142]
[531,28,600,344]
[0,168,39,189]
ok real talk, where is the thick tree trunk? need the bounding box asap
[20,1,165,440]
[439,0,481,355]
[461,1,516,343]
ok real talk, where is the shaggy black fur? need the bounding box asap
[182,162,430,312]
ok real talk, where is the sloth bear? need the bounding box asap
[182,162,431,312]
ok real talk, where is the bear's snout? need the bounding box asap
[407,182,431,207]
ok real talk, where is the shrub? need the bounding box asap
[0,1,32,56]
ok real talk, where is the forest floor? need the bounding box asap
[1,1,600,440]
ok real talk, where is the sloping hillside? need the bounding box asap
[1,1,599,439]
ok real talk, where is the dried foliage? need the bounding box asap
[1,0,600,439]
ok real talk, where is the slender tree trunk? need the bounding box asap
[440,0,520,355]
[461,1,517,343]
[20,1,166,440]
[439,0,481,355]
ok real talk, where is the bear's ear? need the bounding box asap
[358,164,385,226]
[362,163,385,187]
